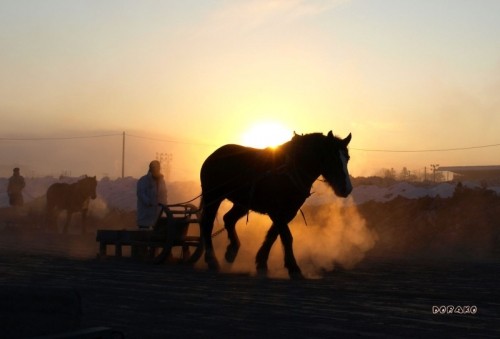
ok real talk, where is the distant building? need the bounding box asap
[438,165,500,184]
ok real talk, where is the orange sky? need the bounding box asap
[1,1,499,179]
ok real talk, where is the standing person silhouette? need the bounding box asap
[7,167,25,207]
[136,160,168,229]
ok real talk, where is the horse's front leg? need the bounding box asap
[45,205,56,232]
[63,211,72,234]
[81,208,88,234]
[278,223,304,280]
[255,224,279,275]
[223,205,247,263]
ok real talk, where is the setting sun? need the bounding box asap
[241,122,292,149]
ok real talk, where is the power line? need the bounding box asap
[350,143,500,153]
[0,132,215,147]
[0,133,122,141]
[126,133,218,147]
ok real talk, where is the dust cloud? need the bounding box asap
[294,199,378,277]
[212,183,378,279]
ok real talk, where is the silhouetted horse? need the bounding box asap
[200,131,352,279]
[46,176,98,234]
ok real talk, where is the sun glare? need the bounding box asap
[241,121,292,149]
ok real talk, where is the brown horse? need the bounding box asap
[200,131,353,279]
[46,176,98,234]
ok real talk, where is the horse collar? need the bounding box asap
[284,155,312,197]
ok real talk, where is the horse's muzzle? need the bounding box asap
[335,186,352,198]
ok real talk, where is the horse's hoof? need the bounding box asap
[289,270,305,280]
[256,264,268,277]
[206,257,220,271]
[224,244,239,263]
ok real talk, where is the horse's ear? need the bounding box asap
[343,133,352,146]
[93,176,96,179]
[327,131,334,139]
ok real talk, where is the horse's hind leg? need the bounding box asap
[45,206,52,231]
[255,223,279,275]
[45,203,57,232]
[63,212,72,234]
[278,223,303,280]
[223,205,247,263]
[201,199,222,271]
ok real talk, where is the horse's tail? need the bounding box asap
[194,194,204,232]
[198,194,204,213]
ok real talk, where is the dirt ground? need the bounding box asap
[1,186,499,338]
[0,230,498,338]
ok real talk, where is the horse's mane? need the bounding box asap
[288,131,345,143]
[277,132,347,153]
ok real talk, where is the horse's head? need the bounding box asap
[79,175,98,200]
[321,131,353,198]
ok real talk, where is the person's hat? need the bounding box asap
[13,167,20,172]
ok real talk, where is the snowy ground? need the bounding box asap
[309,180,500,206]
[1,176,499,211]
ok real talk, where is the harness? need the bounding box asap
[245,149,313,226]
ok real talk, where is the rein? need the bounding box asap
[172,193,203,206]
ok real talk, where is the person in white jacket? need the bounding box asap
[136,160,168,229]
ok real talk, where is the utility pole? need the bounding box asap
[430,164,439,183]
[424,166,427,181]
[121,131,125,178]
